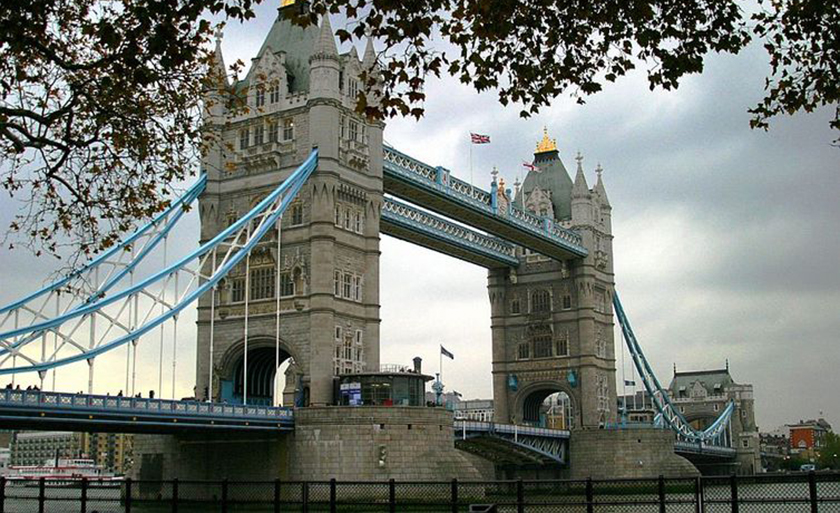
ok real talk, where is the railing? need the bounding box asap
[0,389,294,421]
[1,473,837,511]
[455,420,571,439]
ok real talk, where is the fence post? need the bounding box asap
[517,479,524,513]
[302,482,309,513]
[729,474,738,513]
[125,478,132,513]
[585,478,594,513]
[0,476,5,513]
[330,478,337,513]
[221,478,228,513]
[450,478,458,513]
[808,471,818,513]
[658,475,666,513]
[274,478,281,513]
[389,478,396,513]
[694,476,702,513]
[38,477,45,513]
[172,478,179,513]
[80,477,88,513]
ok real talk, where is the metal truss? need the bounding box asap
[381,197,519,268]
[0,150,318,379]
[614,292,734,446]
[383,146,588,258]
[456,421,569,464]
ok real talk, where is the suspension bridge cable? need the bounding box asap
[274,216,282,406]
[208,249,217,402]
[243,223,252,406]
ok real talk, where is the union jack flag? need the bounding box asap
[522,161,538,172]
[470,133,490,144]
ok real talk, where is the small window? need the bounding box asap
[354,212,362,233]
[231,278,245,303]
[255,88,265,107]
[253,124,265,145]
[562,295,572,310]
[334,205,341,226]
[344,209,351,230]
[291,204,303,226]
[239,128,250,150]
[353,275,362,301]
[278,272,294,297]
[679,406,685,413]
[268,122,278,143]
[355,330,363,345]
[741,439,749,448]
[349,120,359,142]
[340,116,346,139]
[269,82,280,103]
[349,79,358,100]
[334,271,341,297]
[343,273,352,298]
[518,343,530,360]
[713,404,720,412]
[511,299,520,315]
[283,118,294,140]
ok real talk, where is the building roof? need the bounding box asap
[668,368,735,393]
[515,131,573,220]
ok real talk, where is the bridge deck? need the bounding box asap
[383,147,588,261]
[0,390,294,434]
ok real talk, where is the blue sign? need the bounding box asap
[567,370,577,388]
[508,374,519,391]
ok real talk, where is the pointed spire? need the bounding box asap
[312,14,338,61]
[594,163,610,206]
[210,26,228,87]
[572,151,589,198]
[362,37,377,69]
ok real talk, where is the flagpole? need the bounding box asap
[440,344,443,388]
[469,140,474,198]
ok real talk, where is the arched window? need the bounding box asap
[531,289,551,313]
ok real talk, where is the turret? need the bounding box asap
[201,28,228,184]
[308,14,340,100]
[594,163,612,233]
[571,151,591,225]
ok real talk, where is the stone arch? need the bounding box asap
[218,336,299,406]
[513,380,578,428]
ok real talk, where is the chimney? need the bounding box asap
[413,357,422,374]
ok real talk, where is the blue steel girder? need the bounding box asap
[383,147,588,261]
[0,390,294,434]
[381,197,519,268]
[674,441,738,459]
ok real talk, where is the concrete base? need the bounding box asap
[569,428,699,479]
[132,406,485,485]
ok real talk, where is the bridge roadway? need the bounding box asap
[383,147,588,261]
[0,390,293,434]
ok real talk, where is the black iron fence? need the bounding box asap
[0,472,837,512]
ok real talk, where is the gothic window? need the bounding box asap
[335,325,342,341]
[531,289,551,313]
[334,205,341,225]
[339,70,344,91]
[255,88,265,107]
[344,209,351,230]
[714,403,720,412]
[283,118,294,140]
[518,343,530,360]
[532,326,553,358]
[349,120,359,142]
[269,82,280,103]
[343,273,352,298]
[511,299,520,315]
[231,278,245,303]
[239,128,250,150]
[349,79,358,99]
[268,121,278,143]
[562,295,572,310]
[340,116,346,139]
[253,124,265,145]
[250,267,276,300]
[277,271,294,297]
[334,270,341,296]
[291,203,303,226]
[354,212,362,233]
[353,275,362,301]
[556,331,569,356]
[355,329,363,345]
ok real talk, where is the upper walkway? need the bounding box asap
[383,147,588,261]
[0,389,294,434]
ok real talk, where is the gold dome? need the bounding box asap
[281,0,296,6]
[535,127,558,154]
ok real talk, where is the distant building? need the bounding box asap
[788,418,832,455]
[667,364,761,474]
[0,448,10,476]
[759,431,789,472]
[617,390,656,424]
[453,399,495,422]
[11,432,133,474]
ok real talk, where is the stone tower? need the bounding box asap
[196,5,384,407]
[489,130,617,428]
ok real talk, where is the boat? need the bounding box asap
[8,457,116,484]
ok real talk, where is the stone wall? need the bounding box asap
[289,406,485,481]
[569,429,699,479]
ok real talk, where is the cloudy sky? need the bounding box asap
[0,4,837,432]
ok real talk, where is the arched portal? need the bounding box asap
[520,387,576,429]
[218,339,294,406]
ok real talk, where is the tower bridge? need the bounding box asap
[0,3,748,482]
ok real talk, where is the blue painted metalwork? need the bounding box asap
[614,292,734,445]
[673,441,737,458]
[0,389,293,432]
[381,197,519,268]
[455,420,569,463]
[0,150,318,374]
[382,147,588,259]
